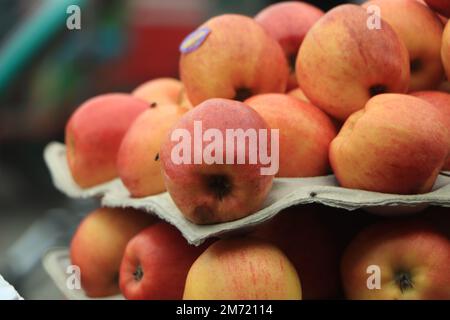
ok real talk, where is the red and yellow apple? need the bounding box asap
[119,222,208,300]
[363,0,444,92]
[160,98,274,224]
[183,237,302,300]
[132,78,192,110]
[117,103,186,197]
[297,4,410,121]
[65,94,148,188]
[254,1,324,90]
[341,220,450,299]
[245,94,336,177]
[70,207,155,297]
[179,14,289,105]
[330,94,449,194]
[411,90,450,170]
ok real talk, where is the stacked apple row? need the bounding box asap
[70,205,450,299]
[60,0,450,300]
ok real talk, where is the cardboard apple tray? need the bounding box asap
[44,142,450,246]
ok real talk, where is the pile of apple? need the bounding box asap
[65,1,450,300]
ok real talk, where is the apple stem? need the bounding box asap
[394,270,414,293]
[133,265,144,282]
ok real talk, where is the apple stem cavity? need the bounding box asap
[150,102,157,108]
[369,84,387,97]
[133,265,144,282]
[394,270,414,293]
[288,54,297,73]
[234,88,253,102]
[410,59,422,74]
[206,174,232,200]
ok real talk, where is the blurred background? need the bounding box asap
[0,0,355,299]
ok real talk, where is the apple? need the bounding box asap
[132,77,192,110]
[254,1,324,90]
[251,205,342,299]
[330,94,449,194]
[424,0,450,17]
[442,22,450,81]
[363,0,444,92]
[411,91,450,170]
[183,237,302,300]
[160,98,274,224]
[288,87,310,103]
[297,4,410,121]
[119,222,208,300]
[117,103,187,197]
[341,220,450,299]
[245,94,336,177]
[179,14,289,105]
[70,207,155,297]
[65,94,148,188]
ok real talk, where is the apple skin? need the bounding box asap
[411,91,450,170]
[183,237,302,300]
[65,94,148,188]
[179,14,289,105]
[119,222,208,300]
[363,0,444,92]
[117,103,186,197]
[132,77,192,110]
[330,94,449,194]
[251,205,342,299]
[288,87,310,103]
[425,0,450,17]
[70,207,155,297]
[254,1,324,90]
[160,98,274,224]
[443,22,450,81]
[297,4,410,121]
[245,94,336,177]
[341,219,450,300]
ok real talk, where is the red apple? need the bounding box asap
[254,1,324,90]
[297,4,410,121]
[119,222,208,300]
[70,207,155,297]
[411,91,450,170]
[117,103,187,197]
[341,220,450,299]
[65,94,148,188]
[179,14,289,105]
[245,94,336,177]
[330,94,449,194]
[160,98,274,224]
[132,77,192,110]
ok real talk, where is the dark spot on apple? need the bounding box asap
[288,54,297,73]
[154,153,159,161]
[369,84,387,97]
[234,88,253,102]
[193,205,215,224]
[206,174,232,200]
[410,58,422,74]
[150,102,157,108]
[394,270,414,293]
[133,265,144,282]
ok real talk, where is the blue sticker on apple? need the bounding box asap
[179,27,211,54]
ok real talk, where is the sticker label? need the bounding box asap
[179,27,211,54]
